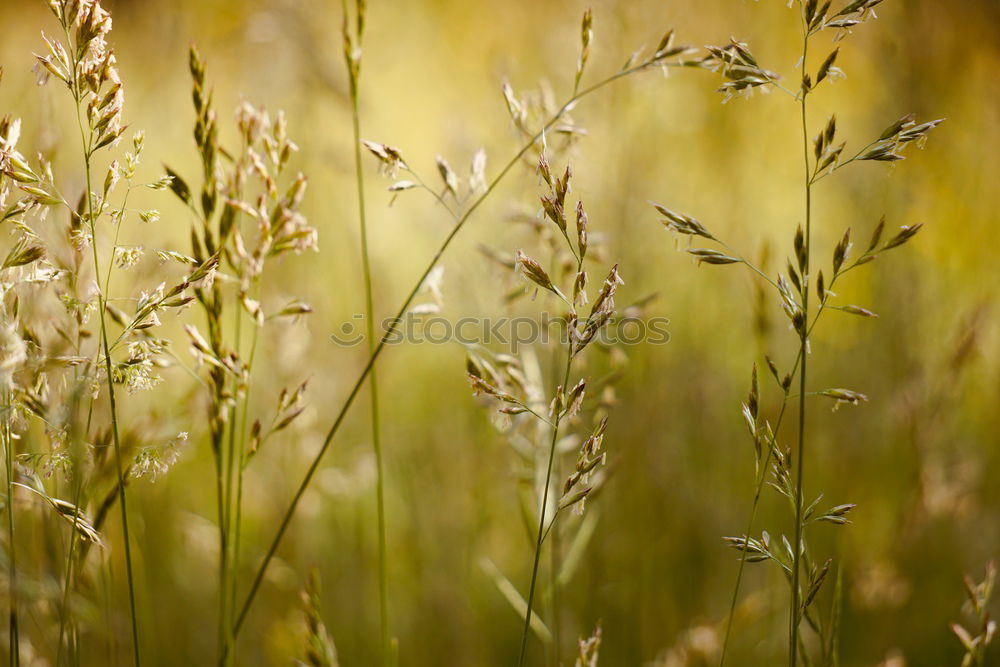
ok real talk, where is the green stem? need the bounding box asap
[213,375,227,663]
[200,289,228,664]
[55,469,85,667]
[101,184,132,298]
[518,349,574,667]
[810,140,878,185]
[228,308,259,653]
[343,7,391,659]
[545,337,564,667]
[227,57,684,647]
[548,490,560,666]
[219,303,242,667]
[790,17,811,667]
[402,168,459,221]
[72,104,142,667]
[57,382,98,667]
[87,163,142,667]
[3,391,18,667]
[61,15,141,658]
[719,396,790,665]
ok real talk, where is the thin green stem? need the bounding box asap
[538,510,562,548]
[60,15,141,659]
[55,470,85,667]
[790,14,811,667]
[719,395,791,665]
[3,391,18,667]
[101,184,133,299]
[717,240,782,292]
[512,402,556,428]
[213,411,227,663]
[344,6,391,659]
[809,140,878,185]
[216,137,255,667]
[548,496,560,666]
[86,162,142,667]
[57,384,97,667]
[518,348,574,667]
[218,302,243,667]
[71,88,142,667]
[229,460,244,635]
[228,304,259,650]
[227,57,684,647]
[402,167,460,221]
[544,332,567,667]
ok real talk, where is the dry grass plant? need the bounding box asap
[652,1,942,664]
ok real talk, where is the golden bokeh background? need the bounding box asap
[2,0,998,664]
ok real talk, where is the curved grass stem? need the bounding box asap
[226,56,683,648]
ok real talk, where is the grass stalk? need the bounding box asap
[56,392,98,667]
[82,150,142,667]
[228,57,679,646]
[228,318,259,650]
[63,50,142,657]
[719,397,790,665]
[548,506,560,666]
[789,14,812,666]
[342,2,391,660]
[55,15,143,658]
[219,305,242,667]
[55,475,84,667]
[518,350,574,667]
[3,390,18,667]
[213,420,227,662]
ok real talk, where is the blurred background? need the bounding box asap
[2,0,998,664]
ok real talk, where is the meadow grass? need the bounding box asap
[340,1,393,662]
[653,1,946,664]
[0,1,993,665]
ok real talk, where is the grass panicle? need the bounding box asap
[652,1,942,664]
